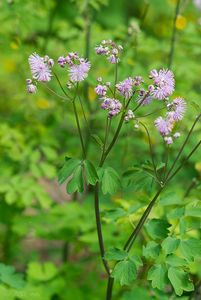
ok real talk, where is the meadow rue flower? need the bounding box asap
[58,56,66,68]
[116,77,134,99]
[28,53,53,82]
[150,68,175,100]
[164,136,173,145]
[95,84,107,96]
[27,83,37,94]
[95,40,123,63]
[134,76,144,86]
[167,97,186,121]
[69,61,90,82]
[173,132,181,139]
[125,110,135,122]
[154,116,173,136]
[101,97,122,118]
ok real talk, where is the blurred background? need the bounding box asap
[0,0,201,299]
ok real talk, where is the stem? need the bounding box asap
[106,277,114,300]
[53,71,72,100]
[165,113,201,181]
[72,100,86,159]
[114,62,118,97]
[168,0,181,68]
[123,137,201,254]
[94,183,110,275]
[139,121,159,181]
[43,83,67,100]
[165,140,201,184]
[100,96,133,166]
[124,188,163,252]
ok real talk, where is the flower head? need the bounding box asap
[116,77,134,99]
[28,53,53,82]
[150,69,175,100]
[95,84,107,96]
[95,40,123,64]
[154,116,173,136]
[125,110,135,122]
[167,97,186,121]
[101,97,122,118]
[69,59,90,82]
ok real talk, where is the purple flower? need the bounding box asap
[69,60,90,82]
[101,97,122,118]
[137,94,153,106]
[27,83,37,94]
[194,0,201,11]
[116,77,134,99]
[28,53,53,82]
[58,56,66,68]
[154,116,173,136]
[95,40,123,64]
[164,136,173,145]
[134,76,144,86]
[150,69,175,100]
[95,84,107,96]
[167,97,186,121]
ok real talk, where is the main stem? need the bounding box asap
[168,0,181,68]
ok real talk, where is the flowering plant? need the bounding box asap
[26,39,201,300]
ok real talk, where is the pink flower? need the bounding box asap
[167,97,186,121]
[154,116,173,136]
[69,60,90,82]
[116,78,134,99]
[28,53,53,82]
[95,84,107,96]
[150,69,175,100]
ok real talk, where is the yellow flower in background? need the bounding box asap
[36,98,50,109]
[195,162,201,173]
[176,15,187,30]
[3,59,16,73]
[89,86,96,102]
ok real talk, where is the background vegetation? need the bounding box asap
[0,0,200,299]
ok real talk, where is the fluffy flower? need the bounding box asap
[95,84,107,96]
[27,83,37,94]
[69,60,90,82]
[116,78,134,99]
[167,97,186,121]
[101,97,122,118]
[28,53,53,82]
[95,40,123,64]
[164,136,173,145]
[154,116,173,136]
[150,69,175,100]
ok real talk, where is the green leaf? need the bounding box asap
[58,158,80,184]
[167,207,185,219]
[145,219,170,240]
[147,264,167,290]
[143,241,161,260]
[27,262,57,282]
[67,165,84,194]
[101,167,120,195]
[129,255,143,268]
[179,238,201,261]
[168,267,194,296]
[166,255,187,267]
[83,160,99,185]
[162,237,180,254]
[0,263,25,289]
[185,207,201,218]
[112,259,137,286]
[104,248,128,261]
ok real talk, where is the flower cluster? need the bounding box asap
[58,52,90,82]
[125,110,135,122]
[95,40,123,64]
[101,98,122,118]
[154,97,186,144]
[26,79,37,94]
[150,69,175,100]
[28,53,54,82]
[116,77,134,99]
